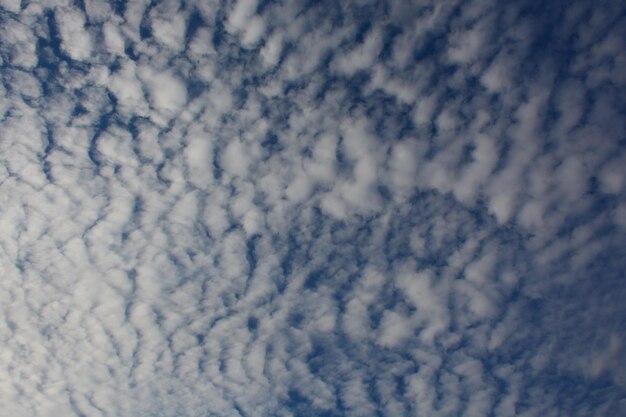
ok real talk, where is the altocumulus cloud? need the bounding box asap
[1,0,626,416]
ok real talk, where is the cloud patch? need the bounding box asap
[1,0,625,416]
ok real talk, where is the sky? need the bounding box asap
[1,0,625,416]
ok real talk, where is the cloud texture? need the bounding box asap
[1,0,626,416]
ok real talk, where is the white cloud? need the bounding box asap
[1,0,625,416]
[83,0,112,23]
[0,0,21,13]
[225,0,265,47]
[260,32,283,68]
[452,134,498,204]
[1,18,38,69]
[103,20,126,55]
[227,0,258,32]
[139,68,188,116]
[55,8,92,61]
[152,13,187,52]
[241,15,266,47]
[107,60,149,117]
[600,157,626,195]
[333,27,383,75]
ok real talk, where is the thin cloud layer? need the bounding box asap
[1,0,625,416]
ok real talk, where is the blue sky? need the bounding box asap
[1,0,625,416]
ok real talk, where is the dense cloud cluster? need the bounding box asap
[1,0,625,416]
